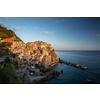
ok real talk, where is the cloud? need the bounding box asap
[0,22,9,28]
[33,27,39,29]
[40,32,42,34]
[56,20,64,23]
[42,28,45,30]
[44,31,49,33]
[49,32,54,34]
[0,22,21,31]
[97,34,100,37]
[61,19,64,21]
[22,26,25,29]
[56,21,60,23]
[11,26,21,30]
[44,31,54,34]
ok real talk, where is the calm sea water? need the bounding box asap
[44,50,100,84]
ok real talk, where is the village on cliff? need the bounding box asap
[0,33,59,83]
[0,38,59,65]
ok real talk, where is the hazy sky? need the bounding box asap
[0,17,100,50]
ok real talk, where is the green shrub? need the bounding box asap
[11,54,16,58]
[5,57,11,63]
[14,61,19,69]
[0,54,4,57]
[4,63,10,68]
[0,25,14,40]
[0,61,22,84]
[1,42,12,47]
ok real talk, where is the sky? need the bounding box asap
[0,17,100,50]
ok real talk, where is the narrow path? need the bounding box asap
[0,58,5,63]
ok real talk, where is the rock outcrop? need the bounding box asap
[42,55,51,66]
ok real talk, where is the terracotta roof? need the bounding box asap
[3,38,14,42]
[18,46,22,49]
[36,43,39,46]
[24,48,28,52]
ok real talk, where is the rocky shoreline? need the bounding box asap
[16,60,61,84]
[18,58,89,84]
[0,56,91,84]
[30,70,60,84]
[59,58,88,69]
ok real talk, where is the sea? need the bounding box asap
[43,50,100,84]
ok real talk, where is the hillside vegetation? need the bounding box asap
[0,57,22,84]
[0,25,23,83]
[0,25,23,42]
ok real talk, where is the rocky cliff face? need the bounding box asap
[0,25,59,67]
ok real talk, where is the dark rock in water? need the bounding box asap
[60,59,63,61]
[86,79,92,83]
[61,70,64,73]
[54,70,60,76]
[64,61,67,64]
[59,58,61,61]
[81,66,88,69]
[69,63,72,66]
[52,70,60,76]
[52,70,56,74]
[60,59,88,71]
[84,66,88,69]
[67,62,70,65]
[75,64,80,68]
[73,64,77,67]
[43,70,60,81]
[59,58,63,63]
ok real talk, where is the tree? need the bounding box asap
[0,60,21,84]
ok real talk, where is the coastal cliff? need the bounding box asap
[0,25,59,83]
[0,25,59,67]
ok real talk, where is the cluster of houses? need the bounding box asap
[0,38,54,63]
